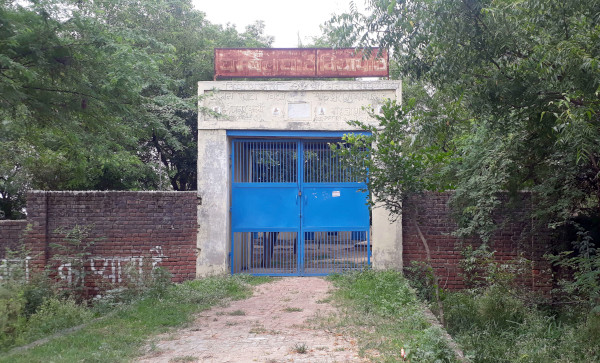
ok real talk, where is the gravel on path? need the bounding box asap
[137,277,367,363]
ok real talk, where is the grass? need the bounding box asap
[169,356,198,362]
[0,275,272,363]
[282,307,303,312]
[292,342,308,354]
[227,309,246,316]
[442,286,600,363]
[326,270,458,362]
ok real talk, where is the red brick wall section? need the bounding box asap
[402,192,553,293]
[0,220,28,259]
[24,191,197,292]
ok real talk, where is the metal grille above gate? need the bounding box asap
[231,138,370,276]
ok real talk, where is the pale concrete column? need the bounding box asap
[197,129,230,276]
[371,203,403,270]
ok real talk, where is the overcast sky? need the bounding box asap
[192,0,365,47]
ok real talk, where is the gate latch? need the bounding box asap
[298,190,302,196]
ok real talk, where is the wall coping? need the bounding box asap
[27,191,197,195]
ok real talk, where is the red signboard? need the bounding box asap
[214,48,388,79]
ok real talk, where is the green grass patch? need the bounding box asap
[168,355,198,362]
[0,275,271,363]
[443,286,600,362]
[328,270,458,362]
[282,307,303,312]
[227,309,246,316]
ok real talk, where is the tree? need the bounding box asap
[327,0,600,306]
[0,0,273,218]
[328,0,600,240]
[1,0,170,219]
[94,0,273,191]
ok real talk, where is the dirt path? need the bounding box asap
[138,277,367,363]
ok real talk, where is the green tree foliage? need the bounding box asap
[0,0,272,218]
[328,0,600,237]
[328,0,600,304]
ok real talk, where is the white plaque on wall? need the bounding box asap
[287,102,311,120]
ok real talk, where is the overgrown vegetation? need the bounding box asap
[0,246,270,362]
[328,270,458,362]
[328,1,600,359]
[407,248,600,362]
[443,287,600,363]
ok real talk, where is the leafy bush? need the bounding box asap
[548,223,600,311]
[22,274,56,318]
[0,281,26,349]
[444,288,600,362]
[16,297,93,345]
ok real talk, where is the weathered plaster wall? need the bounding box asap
[197,129,230,276]
[197,80,403,276]
[198,81,401,130]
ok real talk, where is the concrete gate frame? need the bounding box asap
[196,80,403,277]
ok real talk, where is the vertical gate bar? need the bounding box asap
[353,232,357,269]
[271,142,274,183]
[321,143,324,183]
[348,232,352,270]
[367,230,371,266]
[344,232,347,272]
[328,144,331,183]
[343,232,347,271]
[231,232,235,274]
[231,141,235,275]
[348,232,352,271]
[327,144,330,183]
[315,144,325,183]
[331,233,335,273]
[298,140,303,276]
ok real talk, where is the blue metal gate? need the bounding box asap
[231,138,370,276]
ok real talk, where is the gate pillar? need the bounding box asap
[372,203,403,270]
[197,129,230,275]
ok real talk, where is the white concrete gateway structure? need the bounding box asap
[197,80,403,277]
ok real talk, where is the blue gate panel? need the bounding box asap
[231,138,371,276]
[302,187,369,230]
[232,232,299,275]
[232,187,298,230]
[303,231,370,275]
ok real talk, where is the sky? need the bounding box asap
[192,0,365,47]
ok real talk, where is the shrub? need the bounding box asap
[444,287,600,362]
[17,297,93,345]
[0,281,26,350]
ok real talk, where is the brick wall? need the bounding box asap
[1,191,198,292]
[402,192,553,292]
[0,219,28,259]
